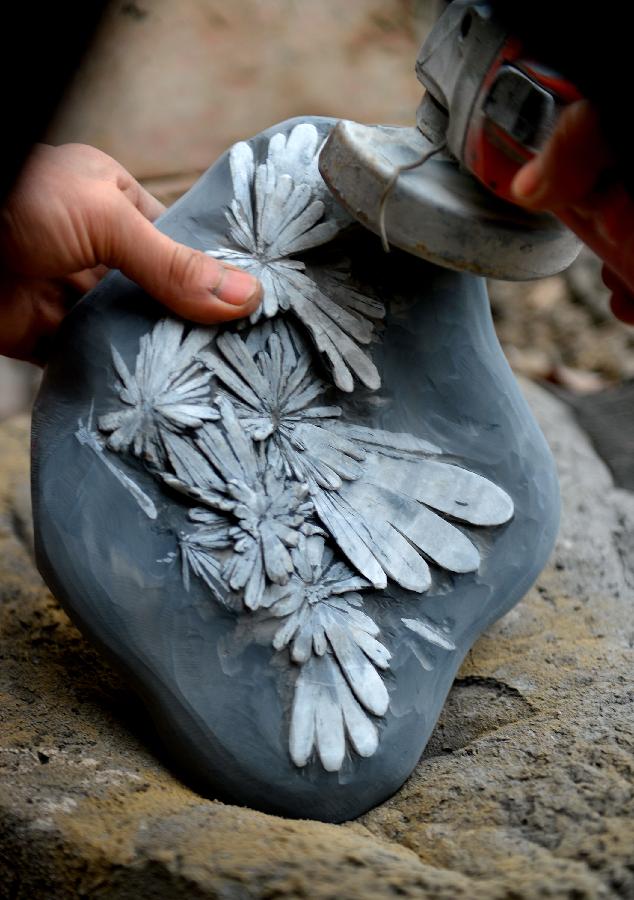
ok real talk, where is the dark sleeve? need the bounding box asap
[1,1,109,204]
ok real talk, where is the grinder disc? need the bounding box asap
[319,120,581,281]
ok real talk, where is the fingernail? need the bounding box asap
[511,158,545,204]
[213,266,261,306]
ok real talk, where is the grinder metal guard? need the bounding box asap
[319,0,583,281]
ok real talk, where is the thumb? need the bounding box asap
[95,189,262,323]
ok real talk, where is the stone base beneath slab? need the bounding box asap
[1,378,633,898]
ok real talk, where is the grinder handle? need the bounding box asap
[465,40,583,203]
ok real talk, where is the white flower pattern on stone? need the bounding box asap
[263,536,390,771]
[207,123,385,393]
[98,320,217,467]
[178,519,229,600]
[162,397,322,611]
[201,322,514,593]
[85,122,516,774]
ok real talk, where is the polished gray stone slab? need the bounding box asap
[32,117,559,822]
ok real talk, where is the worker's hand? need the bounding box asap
[0,143,262,363]
[510,99,634,325]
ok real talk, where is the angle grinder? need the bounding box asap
[319,0,584,281]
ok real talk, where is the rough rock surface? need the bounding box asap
[1,379,633,898]
[489,249,634,387]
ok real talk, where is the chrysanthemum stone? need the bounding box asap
[32,117,559,823]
